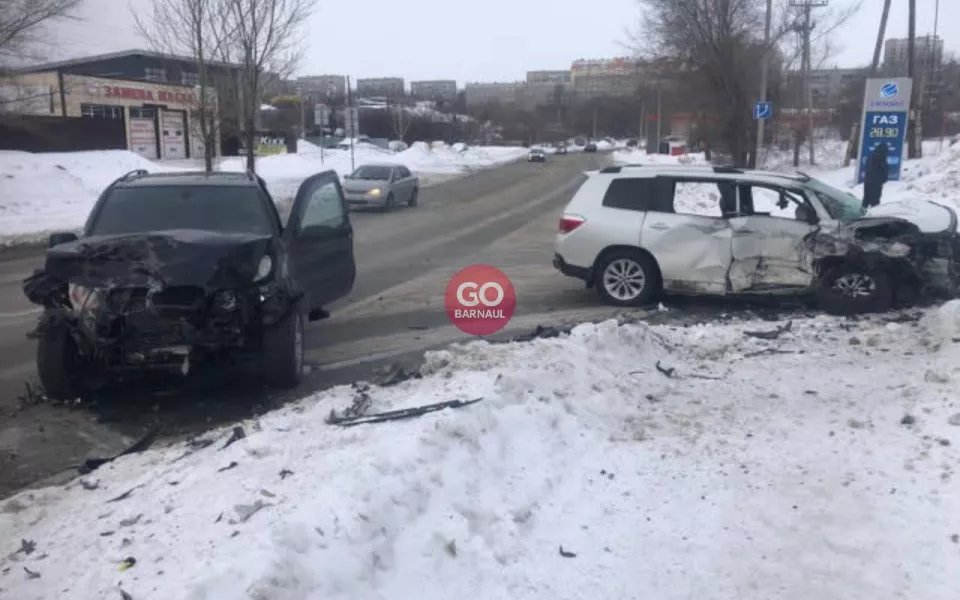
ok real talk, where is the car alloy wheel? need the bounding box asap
[601,258,646,302]
[832,272,876,299]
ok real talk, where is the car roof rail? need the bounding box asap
[712,165,743,174]
[794,170,813,181]
[599,166,622,173]
[119,169,149,181]
[244,170,257,181]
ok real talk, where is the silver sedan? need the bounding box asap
[341,163,420,210]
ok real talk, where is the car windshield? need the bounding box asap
[89,185,275,236]
[804,177,866,222]
[350,166,392,180]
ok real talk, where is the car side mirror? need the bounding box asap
[48,231,78,247]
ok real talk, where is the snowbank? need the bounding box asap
[2,309,958,600]
[0,141,527,245]
[809,139,960,215]
[611,148,709,167]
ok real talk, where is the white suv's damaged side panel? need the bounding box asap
[640,213,731,294]
[555,175,645,270]
[727,216,819,292]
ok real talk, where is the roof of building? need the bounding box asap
[14,49,243,74]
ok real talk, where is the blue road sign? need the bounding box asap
[753,101,772,120]
[857,111,908,184]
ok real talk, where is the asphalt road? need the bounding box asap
[0,151,641,498]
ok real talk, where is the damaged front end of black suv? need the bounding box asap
[23,229,301,398]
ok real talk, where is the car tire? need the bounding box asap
[594,249,661,307]
[817,263,893,316]
[262,305,304,389]
[408,188,418,207]
[36,319,85,401]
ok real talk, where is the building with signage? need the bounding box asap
[410,80,457,101]
[6,49,245,157]
[356,77,405,98]
[4,71,216,160]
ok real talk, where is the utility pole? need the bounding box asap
[934,0,943,152]
[640,98,646,140]
[655,87,662,151]
[755,0,773,169]
[907,0,917,159]
[790,1,827,166]
[297,81,305,140]
[845,0,891,168]
[346,75,355,172]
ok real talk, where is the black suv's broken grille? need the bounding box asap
[107,286,206,313]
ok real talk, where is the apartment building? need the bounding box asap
[356,77,405,98]
[526,70,571,85]
[883,36,944,76]
[297,74,346,97]
[410,80,457,101]
[784,67,867,108]
[464,81,522,106]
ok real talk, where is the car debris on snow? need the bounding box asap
[233,499,270,524]
[219,426,246,450]
[23,566,40,579]
[217,461,238,473]
[558,545,577,558]
[744,320,793,340]
[326,397,485,427]
[77,423,162,475]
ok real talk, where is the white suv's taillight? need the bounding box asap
[559,214,586,234]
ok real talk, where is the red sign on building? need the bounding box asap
[104,85,195,105]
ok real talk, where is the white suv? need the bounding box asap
[553,164,960,315]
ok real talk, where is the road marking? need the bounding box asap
[0,308,41,319]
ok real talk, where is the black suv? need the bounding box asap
[23,169,356,400]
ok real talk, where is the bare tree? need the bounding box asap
[133,0,236,171]
[633,0,859,166]
[0,0,85,66]
[218,0,313,172]
[390,101,412,142]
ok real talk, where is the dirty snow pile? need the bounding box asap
[0,140,526,246]
[3,306,960,600]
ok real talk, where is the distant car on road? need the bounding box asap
[583,143,598,153]
[528,147,547,162]
[23,169,357,400]
[555,144,568,155]
[342,164,419,210]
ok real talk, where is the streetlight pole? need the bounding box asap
[755,0,773,169]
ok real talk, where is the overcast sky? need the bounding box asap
[41,0,958,84]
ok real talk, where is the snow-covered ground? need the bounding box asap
[0,140,527,246]
[3,304,960,600]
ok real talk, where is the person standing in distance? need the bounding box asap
[862,142,889,209]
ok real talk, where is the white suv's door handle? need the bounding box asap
[649,223,669,231]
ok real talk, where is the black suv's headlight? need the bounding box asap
[254,255,273,283]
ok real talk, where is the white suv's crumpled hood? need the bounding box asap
[865,200,957,234]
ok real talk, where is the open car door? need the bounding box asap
[284,170,356,318]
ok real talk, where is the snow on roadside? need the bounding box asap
[0,140,526,246]
[611,148,709,166]
[2,307,959,600]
